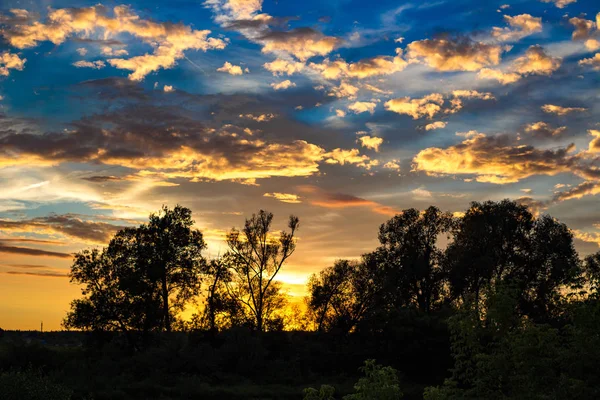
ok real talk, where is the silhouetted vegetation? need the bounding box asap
[2,200,600,399]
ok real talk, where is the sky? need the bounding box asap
[1,0,600,330]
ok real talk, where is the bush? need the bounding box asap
[0,369,72,400]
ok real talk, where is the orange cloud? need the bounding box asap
[406,37,505,71]
[412,132,596,184]
[348,101,377,114]
[0,52,26,76]
[492,14,543,42]
[263,58,305,76]
[357,136,383,152]
[309,50,407,80]
[263,192,302,203]
[260,28,341,61]
[541,104,587,115]
[297,185,398,216]
[384,93,444,119]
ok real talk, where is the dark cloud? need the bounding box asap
[3,271,68,278]
[76,78,149,100]
[81,175,123,183]
[0,214,127,243]
[0,244,72,258]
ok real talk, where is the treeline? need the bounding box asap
[2,199,600,399]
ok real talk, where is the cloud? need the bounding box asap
[309,50,407,80]
[271,79,296,90]
[451,90,495,100]
[263,192,301,203]
[553,181,600,202]
[384,93,444,119]
[425,121,447,131]
[0,244,72,259]
[324,148,378,169]
[163,85,174,92]
[239,113,276,122]
[101,46,128,56]
[259,28,341,61]
[357,136,383,152]
[0,6,227,80]
[217,61,246,75]
[2,270,68,278]
[297,185,397,216]
[477,68,521,84]
[348,101,377,114]
[72,60,106,69]
[478,45,560,84]
[0,52,26,76]
[524,121,566,138]
[541,104,587,115]
[76,47,87,56]
[491,14,543,42]
[541,0,577,8]
[580,53,600,70]
[0,214,127,244]
[406,36,505,71]
[412,132,599,184]
[569,17,596,40]
[513,45,561,75]
[205,0,263,22]
[589,130,600,153]
[383,160,401,171]
[328,81,359,99]
[411,187,433,199]
[263,58,305,76]
[0,98,381,184]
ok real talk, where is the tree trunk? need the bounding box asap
[162,275,171,332]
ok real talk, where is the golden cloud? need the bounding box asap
[205,0,263,22]
[260,28,341,61]
[513,45,561,75]
[406,37,505,71]
[384,93,444,119]
[217,61,245,75]
[324,148,379,170]
[589,130,600,153]
[309,50,407,80]
[541,104,587,115]
[524,121,566,138]
[348,101,377,114]
[297,185,398,216]
[263,192,301,203]
[412,132,595,184]
[72,60,105,69]
[328,81,359,99]
[541,0,577,9]
[1,6,227,80]
[271,79,296,90]
[580,53,600,70]
[477,67,521,84]
[0,52,26,76]
[357,136,383,152]
[263,58,305,76]
[424,121,447,131]
[491,14,543,42]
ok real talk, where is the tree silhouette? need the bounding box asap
[64,205,206,335]
[307,259,375,334]
[225,210,299,332]
[445,200,581,322]
[369,206,454,314]
[143,205,206,332]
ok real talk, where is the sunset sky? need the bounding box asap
[1,0,600,330]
